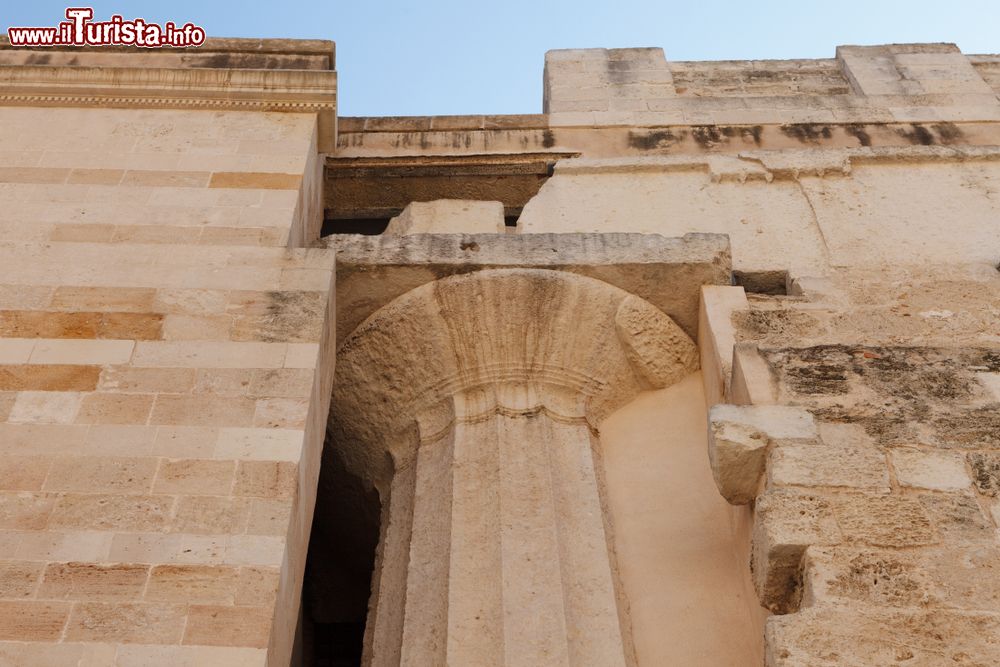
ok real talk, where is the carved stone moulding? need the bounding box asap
[327,233,731,665]
[332,267,701,487]
[0,63,338,150]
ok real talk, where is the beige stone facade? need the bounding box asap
[0,36,999,666]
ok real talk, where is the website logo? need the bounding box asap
[7,7,207,48]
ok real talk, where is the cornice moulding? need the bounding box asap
[0,64,338,150]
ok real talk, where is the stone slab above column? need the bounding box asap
[328,231,731,344]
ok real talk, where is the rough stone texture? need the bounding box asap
[328,231,730,344]
[707,405,817,504]
[529,42,1000,667]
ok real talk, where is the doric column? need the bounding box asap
[330,268,698,666]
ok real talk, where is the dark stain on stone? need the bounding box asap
[745,70,781,81]
[459,241,480,251]
[845,124,872,147]
[764,346,1000,448]
[542,129,556,149]
[246,291,325,343]
[692,125,724,148]
[931,406,1000,449]
[768,345,853,395]
[850,349,969,403]
[897,124,935,145]
[742,125,763,146]
[968,452,1000,496]
[787,364,850,395]
[981,352,1000,372]
[627,129,681,151]
[735,309,821,341]
[932,122,963,144]
[198,54,235,69]
[780,124,833,144]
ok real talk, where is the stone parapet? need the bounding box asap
[542,43,1000,130]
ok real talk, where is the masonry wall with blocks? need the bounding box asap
[3,36,1000,667]
[0,105,335,666]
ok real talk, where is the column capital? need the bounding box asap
[332,267,698,491]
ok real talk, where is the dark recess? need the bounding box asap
[295,438,382,666]
[733,269,789,295]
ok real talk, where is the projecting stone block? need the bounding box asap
[707,416,767,505]
[751,490,840,613]
[837,43,995,98]
[384,200,506,235]
[707,405,817,505]
[697,285,749,407]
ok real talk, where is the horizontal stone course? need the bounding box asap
[0,102,332,664]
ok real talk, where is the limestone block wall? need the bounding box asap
[530,42,1000,666]
[0,106,334,665]
[543,43,1000,128]
[516,147,1000,276]
[698,262,1000,665]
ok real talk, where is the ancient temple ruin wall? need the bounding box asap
[1,34,999,667]
[698,262,1000,664]
[0,45,337,665]
[327,42,1000,666]
[516,148,1000,274]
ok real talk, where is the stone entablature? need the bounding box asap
[0,38,338,151]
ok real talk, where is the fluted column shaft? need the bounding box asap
[370,384,628,667]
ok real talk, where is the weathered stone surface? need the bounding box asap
[768,443,889,491]
[708,405,817,504]
[385,199,506,234]
[766,606,1000,666]
[802,545,1000,612]
[329,231,730,343]
[4,35,1000,667]
[615,294,699,388]
[892,448,972,490]
[751,490,840,612]
[707,415,769,505]
[330,268,698,664]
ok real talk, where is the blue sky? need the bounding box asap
[4,1,1000,116]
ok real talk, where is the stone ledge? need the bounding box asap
[0,37,335,70]
[0,64,337,151]
[327,232,731,343]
